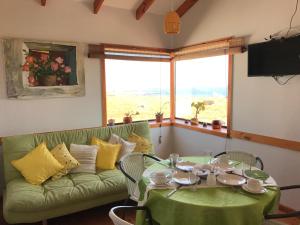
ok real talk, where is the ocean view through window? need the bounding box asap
[175,55,229,126]
[106,59,170,123]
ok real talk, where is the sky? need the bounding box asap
[105,55,228,94]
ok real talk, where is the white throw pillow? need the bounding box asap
[109,134,136,160]
[70,144,98,173]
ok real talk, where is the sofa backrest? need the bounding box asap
[2,122,152,185]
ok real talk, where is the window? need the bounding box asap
[105,59,170,123]
[175,55,229,126]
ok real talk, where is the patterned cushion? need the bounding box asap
[51,143,80,180]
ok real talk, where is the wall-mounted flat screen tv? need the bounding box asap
[248,35,300,76]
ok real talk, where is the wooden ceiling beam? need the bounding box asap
[41,0,46,6]
[94,0,105,14]
[176,0,199,17]
[136,0,155,20]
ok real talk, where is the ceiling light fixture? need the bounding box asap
[164,0,180,34]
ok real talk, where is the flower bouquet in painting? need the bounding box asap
[22,50,72,86]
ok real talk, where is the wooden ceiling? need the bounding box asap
[39,0,199,19]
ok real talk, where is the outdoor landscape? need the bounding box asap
[107,94,227,125]
[105,56,228,126]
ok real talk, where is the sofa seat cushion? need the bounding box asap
[5,169,126,213]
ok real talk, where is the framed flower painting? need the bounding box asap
[3,38,85,98]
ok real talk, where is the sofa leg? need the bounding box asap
[42,220,47,225]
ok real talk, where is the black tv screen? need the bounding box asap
[248,35,300,76]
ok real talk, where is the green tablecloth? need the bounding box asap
[136,156,279,225]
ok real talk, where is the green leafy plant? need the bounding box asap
[191,100,214,119]
[155,112,164,117]
[124,111,139,117]
[155,101,169,117]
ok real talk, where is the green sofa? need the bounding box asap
[2,122,152,224]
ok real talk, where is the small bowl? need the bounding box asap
[149,171,172,185]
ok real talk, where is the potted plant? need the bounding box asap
[190,100,214,125]
[155,112,164,123]
[154,101,169,123]
[123,111,139,124]
[21,50,71,86]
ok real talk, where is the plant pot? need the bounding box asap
[155,114,163,123]
[212,120,222,129]
[39,75,57,86]
[123,116,132,124]
[190,118,199,125]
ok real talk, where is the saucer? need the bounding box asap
[242,184,267,194]
[172,171,200,185]
[176,161,196,172]
[217,174,246,186]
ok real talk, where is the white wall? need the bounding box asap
[173,0,300,208]
[0,0,170,137]
[0,0,173,193]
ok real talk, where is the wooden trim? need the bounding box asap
[174,119,227,138]
[174,47,242,61]
[172,36,233,52]
[170,53,175,122]
[41,0,46,6]
[102,43,171,55]
[104,55,170,62]
[88,44,171,59]
[174,37,244,57]
[176,0,199,17]
[99,45,107,127]
[231,130,300,152]
[136,0,155,20]
[93,0,104,14]
[226,55,233,137]
[149,120,172,128]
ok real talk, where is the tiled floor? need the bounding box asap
[0,201,298,225]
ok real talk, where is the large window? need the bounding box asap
[175,55,229,126]
[106,59,170,123]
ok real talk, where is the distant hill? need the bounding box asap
[108,87,227,97]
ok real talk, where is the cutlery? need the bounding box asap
[166,185,183,198]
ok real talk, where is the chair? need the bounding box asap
[120,153,161,202]
[264,185,300,225]
[109,206,153,225]
[214,151,264,170]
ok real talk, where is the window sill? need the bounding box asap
[112,119,227,138]
[172,119,228,138]
[149,120,172,128]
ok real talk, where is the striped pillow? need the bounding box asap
[70,144,98,174]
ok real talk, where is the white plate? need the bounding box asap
[175,161,196,171]
[242,184,267,194]
[149,170,172,185]
[172,172,200,185]
[217,174,246,186]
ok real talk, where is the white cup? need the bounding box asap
[247,178,262,191]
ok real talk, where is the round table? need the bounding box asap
[136,156,279,225]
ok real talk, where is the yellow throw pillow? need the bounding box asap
[91,137,121,170]
[128,133,152,153]
[11,143,63,185]
[51,143,80,180]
